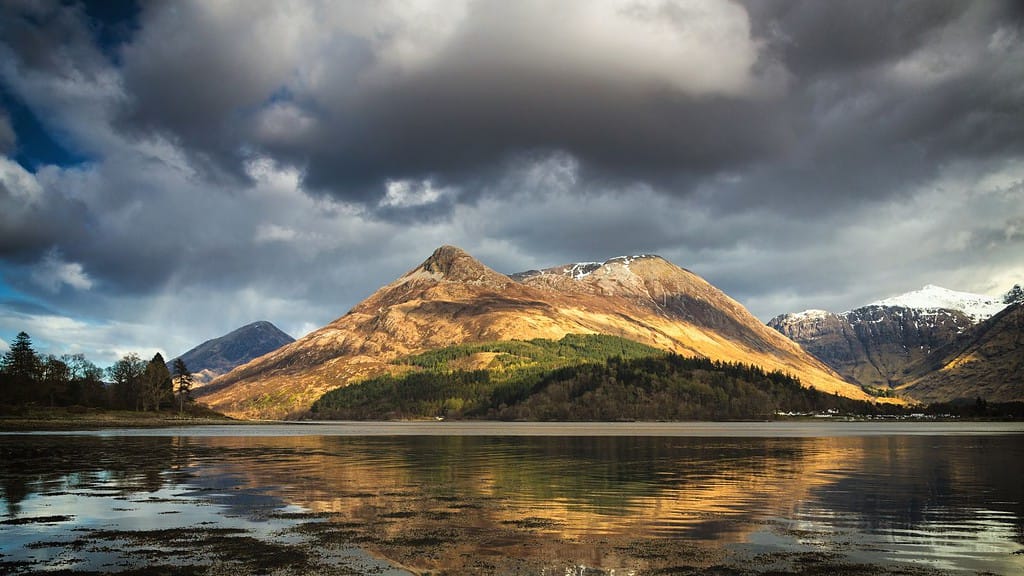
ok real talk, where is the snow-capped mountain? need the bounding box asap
[769,284,1021,397]
[870,284,1008,322]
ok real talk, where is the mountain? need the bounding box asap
[170,321,295,385]
[870,284,1009,321]
[198,246,868,419]
[897,302,1024,403]
[768,284,1021,398]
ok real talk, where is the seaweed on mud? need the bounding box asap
[500,516,562,529]
[380,510,418,519]
[288,520,374,545]
[1,515,74,525]
[616,539,719,564]
[384,531,456,547]
[745,551,950,576]
[26,567,207,576]
[65,527,318,573]
[648,566,749,576]
[423,511,455,520]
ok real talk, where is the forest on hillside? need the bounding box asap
[311,334,903,421]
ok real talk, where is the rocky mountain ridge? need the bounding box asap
[769,284,1023,399]
[198,246,868,419]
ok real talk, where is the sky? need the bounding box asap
[1,0,1022,364]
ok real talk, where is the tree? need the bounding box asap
[171,358,194,415]
[140,353,173,412]
[62,353,106,407]
[40,355,71,407]
[107,353,146,410]
[1,332,41,404]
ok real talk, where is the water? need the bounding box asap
[1,422,1022,575]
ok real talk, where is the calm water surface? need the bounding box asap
[1,422,1022,575]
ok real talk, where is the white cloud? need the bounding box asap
[31,249,94,293]
[364,0,775,97]
[0,311,160,366]
[380,178,452,208]
[0,156,44,205]
[254,101,316,145]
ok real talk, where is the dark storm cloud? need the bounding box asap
[293,78,793,198]
[741,0,972,76]
[95,0,1024,223]
[696,1,1024,217]
[116,1,296,185]
[107,0,791,205]
[0,163,90,263]
[0,108,14,153]
[0,0,101,74]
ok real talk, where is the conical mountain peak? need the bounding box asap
[418,245,475,275]
[404,245,511,286]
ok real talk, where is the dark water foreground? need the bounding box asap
[1,423,1022,575]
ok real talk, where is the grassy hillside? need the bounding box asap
[311,334,888,420]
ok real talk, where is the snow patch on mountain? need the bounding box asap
[870,285,1007,322]
[603,254,657,271]
[791,309,832,320]
[561,254,659,279]
[565,262,602,280]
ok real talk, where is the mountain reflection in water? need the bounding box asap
[1,428,1022,575]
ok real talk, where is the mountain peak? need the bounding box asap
[870,285,1006,321]
[1004,284,1023,305]
[171,321,295,385]
[421,245,471,272]
[403,245,512,286]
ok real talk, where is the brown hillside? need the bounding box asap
[897,303,1024,403]
[199,246,870,419]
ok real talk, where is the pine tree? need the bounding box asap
[1,332,41,404]
[172,358,194,415]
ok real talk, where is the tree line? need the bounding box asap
[311,335,905,421]
[0,331,195,413]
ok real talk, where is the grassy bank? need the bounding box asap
[0,405,239,431]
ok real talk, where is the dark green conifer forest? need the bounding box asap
[0,331,193,414]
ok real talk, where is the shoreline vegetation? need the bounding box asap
[0,406,238,431]
[4,404,1023,433]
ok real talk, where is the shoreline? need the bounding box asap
[4,417,1023,436]
[0,407,242,432]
